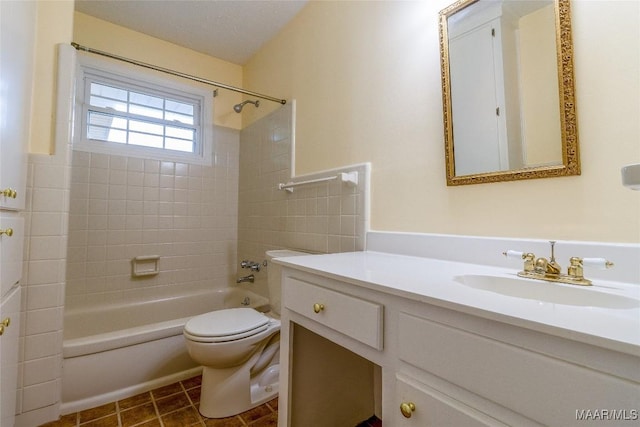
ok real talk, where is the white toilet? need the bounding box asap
[183,249,307,418]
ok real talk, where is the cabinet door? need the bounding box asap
[1,286,22,427]
[394,375,506,427]
[0,214,24,299]
[0,0,36,211]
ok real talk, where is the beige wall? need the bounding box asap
[30,1,75,154]
[32,2,640,243]
[28,10,244,156]
[244,0,640,243]
[72,12,243,131]
[31,7,244,153]
[519,4,561,166]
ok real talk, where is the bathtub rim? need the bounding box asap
[63,288,270,358]
[61,354,203,415]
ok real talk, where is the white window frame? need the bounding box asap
[74,53,213,165]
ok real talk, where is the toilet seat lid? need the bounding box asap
[184,308,269,339]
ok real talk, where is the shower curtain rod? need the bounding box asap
[71,42,287,105]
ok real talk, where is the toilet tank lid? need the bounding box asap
[265,249,309,260]
[184,308,269,337]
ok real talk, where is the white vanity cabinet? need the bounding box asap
[1,0,36,425]
[0,286,22,427]
[396,306,639,426]
[0,215,25,298]
[278,259,640,427]
[284,277,383,350]
[394,374,506,427]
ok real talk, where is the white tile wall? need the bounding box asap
[65,127,240,309]
[16,51,363,424]
[237,103,370,297]
[17,151,70,422]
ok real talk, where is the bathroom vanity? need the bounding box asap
[276,249,640,427]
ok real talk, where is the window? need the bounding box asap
[75,55,212,164]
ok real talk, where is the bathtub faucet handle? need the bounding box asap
[240,260,261,272]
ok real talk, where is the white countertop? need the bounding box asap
[275,251,640,357]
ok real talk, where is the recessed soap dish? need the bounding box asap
[132,255,160,277]
[621,163,640,190]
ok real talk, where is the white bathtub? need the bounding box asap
[61,288,269,413]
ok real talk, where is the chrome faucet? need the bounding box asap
[504,241,613,286]
[241,296,251,306]
[236,274,255,284]
[240,260,261,272]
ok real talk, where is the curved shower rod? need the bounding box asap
[71,42,287,105]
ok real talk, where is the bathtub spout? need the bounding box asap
[236,274,255,284]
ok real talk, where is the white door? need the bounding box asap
[448,20,506,176]
[0,0,36,211]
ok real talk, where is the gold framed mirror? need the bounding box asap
[440,0,579,186]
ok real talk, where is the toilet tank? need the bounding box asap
[265,250,309,315]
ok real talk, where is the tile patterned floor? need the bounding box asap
[39,375,278,427]
[40,374,382,427]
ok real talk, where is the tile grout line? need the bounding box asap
[149,387,165,427]
[114,400,122,427]
[41,376,280,427]
[180,380,205,427]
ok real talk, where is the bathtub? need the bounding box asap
[61,288,269,413]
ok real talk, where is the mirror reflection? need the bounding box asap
[440,0,580,185]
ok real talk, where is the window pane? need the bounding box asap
[166,100,194,115]
[90,82,127,101]
[108,129,128,143]
[88,112,127,130]
[129,132,163,148]
[165,111,194,125]
[83,73,201,158]
[166,126,194,140]
[129,119,163,136]
[88,126,127,143]
[129,104,164,120]
[130,91,163,109]
[90,95,127,112]
[165,138,194,152]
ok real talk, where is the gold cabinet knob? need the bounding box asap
[0,228,14,237]
[400,402,416,418]
[0,318,9,336]
[313,303,325,313]
[2,188,17,198]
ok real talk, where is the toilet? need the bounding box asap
[183,249,307,418]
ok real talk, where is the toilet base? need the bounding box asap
[198,363,279,419]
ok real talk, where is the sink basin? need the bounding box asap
[455,275,640,309]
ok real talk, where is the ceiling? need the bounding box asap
[74,0,308,65]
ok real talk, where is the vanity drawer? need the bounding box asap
[284,277,383,350]
[395,374,506,427]
[398,312,639,426]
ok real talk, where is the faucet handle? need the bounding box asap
[503,250,525,259]
[240,260,261,271]
[503,250,535,272]
[567,257,614,285]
